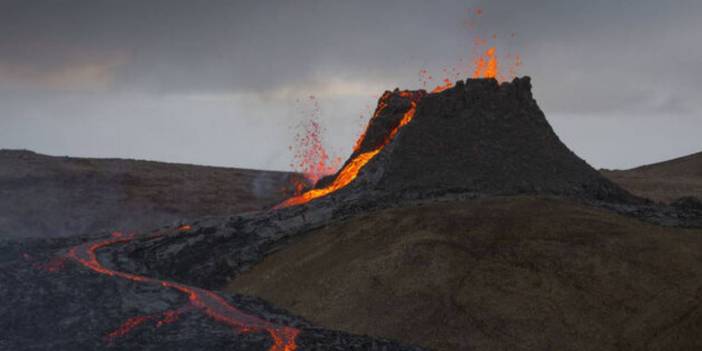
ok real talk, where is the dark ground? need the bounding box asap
[0,227,426,351]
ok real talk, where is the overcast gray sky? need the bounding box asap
[1,0,700,171]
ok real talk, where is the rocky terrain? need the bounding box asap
[0,230,425,350]
[602,151,702,203]
[0,150,300,239]
[2,77,701,350]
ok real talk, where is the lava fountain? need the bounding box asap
[277,49,519,209]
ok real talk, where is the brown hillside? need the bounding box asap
[0,150,299,239]
[227,197,702,351]
[603,151,702,203]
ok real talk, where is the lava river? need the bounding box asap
[65,229,299,351]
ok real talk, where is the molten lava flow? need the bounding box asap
[386,98,417,142]
[276,93,420,209]
[104,308,186,343]
[353,92,392,150]
[65,229,299,351]
[352,92,391,153]
[105,316,150,342]
[276,149,380,208]
[155,309,181,327]
[431,79,453,93]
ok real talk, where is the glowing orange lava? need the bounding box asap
[155,309,181,327]
[276,148,381,208]
[277,8,522,209]
[104,308,184,343]
[417,8,522,93]
[431,79,453,93]
[105,316,150,342]
[276,92,420,209]
[65,229,299,350]
[473,46,498,78]
[352,92,391,153]
[290,96,341,190]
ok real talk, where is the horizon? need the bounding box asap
[2,1,701,171]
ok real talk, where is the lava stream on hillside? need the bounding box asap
[65,229,299,351]
[275,91,422,209]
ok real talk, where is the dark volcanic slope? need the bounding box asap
[1,229,425,351]
[0,150,297,239]
[330,77,636,204]
[603,151,702,203]
[228,196,702,351]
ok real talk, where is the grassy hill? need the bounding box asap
[227,196,702,351]
[602,151,702,203]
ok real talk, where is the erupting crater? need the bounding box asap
[277,76,636,209]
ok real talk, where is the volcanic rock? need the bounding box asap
[331,77,637,203]
[672,196,702,211]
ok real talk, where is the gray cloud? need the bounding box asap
[1,0,701,170]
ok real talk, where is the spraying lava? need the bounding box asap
[276,91,422,209]
[289,95,342,192]
[277,9,521,209]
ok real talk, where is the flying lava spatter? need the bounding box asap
[44,8,520,351]
[64,229,299,351]
[275,91,422,209]
[277,9,521,209]
[289,95,342,193]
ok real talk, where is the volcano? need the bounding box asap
[122,76,690,293]
[217,78,702,351]
[281,77,636,208]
